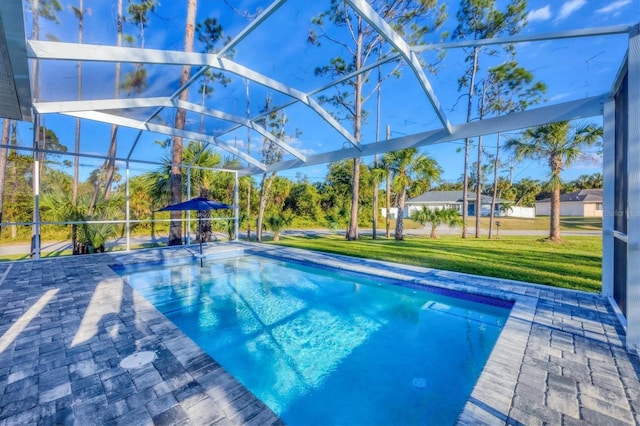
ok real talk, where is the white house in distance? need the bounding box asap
[382,190,535,219]
[535,188,603,217]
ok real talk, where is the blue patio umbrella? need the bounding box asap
[157,197,233,266]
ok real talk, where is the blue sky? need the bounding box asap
[17,0,639,186]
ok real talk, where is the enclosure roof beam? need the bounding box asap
[28,40,361,151]
[345,0,452,134]
[0,141,236,172]
[173,99,306,162]
[35,97,307,162]
[240,95,605,176]
[34,97,173,113]
[62,110,267,170]
[216,52,403,140]
[214,57,361,150]
[217,0,288,57]
[413,24,633,52]
[143,1,291,143]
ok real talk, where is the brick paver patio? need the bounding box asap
[0,243,639,425]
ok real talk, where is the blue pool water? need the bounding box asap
[116,254,510,425]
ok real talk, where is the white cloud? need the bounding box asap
[596,0,632,14]
[558,0,587,20]
[527,6,552,22]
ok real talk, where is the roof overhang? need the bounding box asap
[0,0,31,121]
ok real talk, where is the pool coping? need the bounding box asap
[1,242,639,425]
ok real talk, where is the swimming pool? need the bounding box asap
[116,253,511,425]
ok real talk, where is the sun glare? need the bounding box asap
[0,288,59,353]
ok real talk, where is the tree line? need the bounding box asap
[0,121,603,248]
[0,0,604,252]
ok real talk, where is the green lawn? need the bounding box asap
[476,216,602,231]
[270,235,602,293]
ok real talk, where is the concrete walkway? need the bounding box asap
[0,243,638,425]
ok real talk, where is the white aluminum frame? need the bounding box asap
[2,0,640,350]
[626,26,640,352]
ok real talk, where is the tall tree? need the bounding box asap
[70,0,88,253]
[30,0,62,104]
[146,140,222,243]
[256,96,285,242]
[368,160,388,238]
[512,178,542,207]
[30,0,61,257]
[452,0,527,238]
[0,119,9,237]
[103,0,123,201]
[319,160,354,231]
[71,1,85,206]
[385,148,441,240]
[169,0,197,245]
[195,17,232,133]
[87,0,128,216]
[484,60,545,238]
[506,121,602,241]
[384,152,392,238]
[310,1,447,241]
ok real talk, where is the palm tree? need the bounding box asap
[385,148,442,241]
[411,207,463,239]
[506,121,602,241]
[367,163,389,239]
[169,0,197,246]
[146,141,222,243]
[41,188,122,253]
[265,211,293,242]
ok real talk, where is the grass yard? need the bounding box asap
[270,234,602,293]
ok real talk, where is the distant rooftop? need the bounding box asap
[408,190,506,205]
[537,188,603,203]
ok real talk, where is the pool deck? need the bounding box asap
[0,242,639,425]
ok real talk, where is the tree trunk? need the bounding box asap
[372,178,378,239]
[475,80,489,239]
[430,224,438,239]
[550,183,561,242]
[105,5,122,204]
[385,172,391,238]
[549,155,562,242]
[372,63,382,240]
[169,0,197,245]
[256,172,275,242]
[385,125,391,239]
[488,133,501,239]
[347,157,360,240]
[0,119,9,237]
[394,188,407,240]
[73,0,84,207]
[103,128,118,199]
[462,47,479,239]
[346,18,363,241]
[475,135,483,238]
[462,138,470,238]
